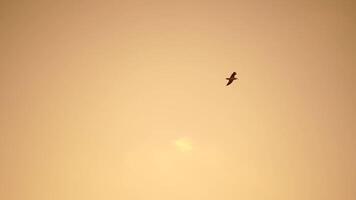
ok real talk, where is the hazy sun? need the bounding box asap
[173,137,193,152]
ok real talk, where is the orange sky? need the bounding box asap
[1,1,355,200]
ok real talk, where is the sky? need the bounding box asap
[1,0,356,200]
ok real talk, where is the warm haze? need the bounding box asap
[1,1,356,200]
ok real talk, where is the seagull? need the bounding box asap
[226,72,238,86]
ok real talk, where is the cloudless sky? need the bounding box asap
[1,1,355,200]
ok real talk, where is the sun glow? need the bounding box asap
[173,137,193,152]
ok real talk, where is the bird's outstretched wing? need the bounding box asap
[230,72,237,78]
[226,79,234,86]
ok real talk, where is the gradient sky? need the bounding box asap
[1,1,356,200]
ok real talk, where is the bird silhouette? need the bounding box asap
[226,72,238,86]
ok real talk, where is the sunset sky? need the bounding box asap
[1,1,355,200]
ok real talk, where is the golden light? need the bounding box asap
[173,137,193,152]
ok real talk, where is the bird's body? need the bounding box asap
[226,72,238,86]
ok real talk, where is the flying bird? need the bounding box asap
[226,72,238,86]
